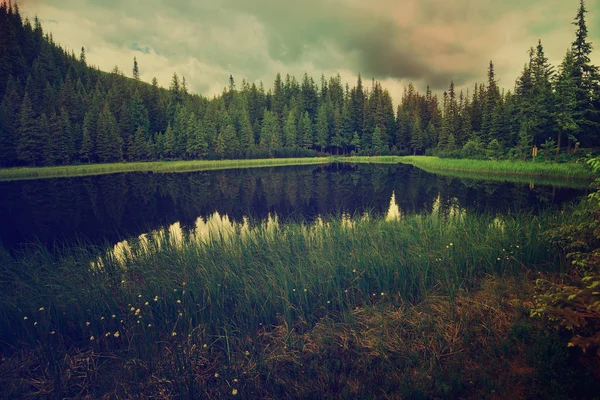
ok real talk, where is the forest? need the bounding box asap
[0,1,599,168]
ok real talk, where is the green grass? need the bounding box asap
[1,155,594,184]
[2,209,591,398]
[397,155,595,180]
[0,157,333,181]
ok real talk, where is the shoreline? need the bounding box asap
[0,155,594,184]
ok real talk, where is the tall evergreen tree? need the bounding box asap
[315,103,329,152]
[96,102,122,162]
[133,57,140,80]
[570,0,600,146]
[17,92,44,166]
[283,108,297,148]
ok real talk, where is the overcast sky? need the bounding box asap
[16,0,600,104]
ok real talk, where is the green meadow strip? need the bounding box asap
[0,157,333,181]
[1,155,594,183]
[396,155,594,180]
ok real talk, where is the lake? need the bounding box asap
[0,163,589,251]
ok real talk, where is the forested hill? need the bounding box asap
[1,1,599,168]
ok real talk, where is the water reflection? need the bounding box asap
[0,163,589,252]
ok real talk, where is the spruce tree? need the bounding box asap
[132,57,139,80]
[283,109,297,148]
[17,92,43,166]
[164,123,175,159]
[298,111,313,149]
[315,103,328,152]
[0,76,20,166]
[96,102,122,162]
[570,0,600,146]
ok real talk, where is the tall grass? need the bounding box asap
[0,157,332,181]
[1,209,588,397]
[1,211,565,346]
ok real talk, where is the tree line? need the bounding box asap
[0,0,599,167]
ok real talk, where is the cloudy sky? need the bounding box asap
[16,0,600,104]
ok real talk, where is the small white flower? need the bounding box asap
[23,316,28,320]
[114,331,120,338]
[90,336,95,341]
[203,344,207,348]
[34,322,38,326]
[172,332,177,336]
[232,388,238,395]
[86,321,91,326]
[177,300,181,304]
[38,307,45,311]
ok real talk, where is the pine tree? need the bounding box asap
[164,123,175,159]
[133,125,148,160]
[187,118,208,159]
[371,126,384,153]
[0,76,20,166]
[96,102,122,162]
[283,108,297,148]
[38,113,52,165]
[238,110,254,152]
[570,0,600,146]
[481,61,500,142]
[80,113,93,162]
[315,103,328,152]
[410,115,424,155]
[17,92,43,166]
[132,57,139,80]
[298,111,313,149]
[554,50,579,158]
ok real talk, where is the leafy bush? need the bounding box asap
[533,157,600,355]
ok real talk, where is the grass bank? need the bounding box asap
[0,157,332,181]
[396,155,595,180]
[2,210,598,398]
[1,155,594,184]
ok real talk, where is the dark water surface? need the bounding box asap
[0,163,589,251]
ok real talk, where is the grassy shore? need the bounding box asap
[2,210,598,398]
[399,155,595,179]
[0,157,332,181]
[1,155,595,183]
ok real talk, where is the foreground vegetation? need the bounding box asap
[2,206,599,398]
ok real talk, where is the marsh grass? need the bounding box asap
[1,210,595,398]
